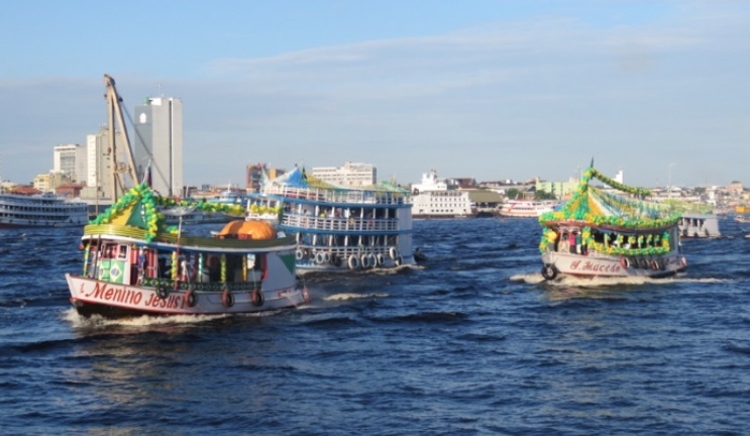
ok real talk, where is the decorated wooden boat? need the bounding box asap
[65,183,309,318]
[538,163,687,280]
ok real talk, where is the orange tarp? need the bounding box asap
[218,220,275,240]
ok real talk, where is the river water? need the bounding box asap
[1,217,749,435]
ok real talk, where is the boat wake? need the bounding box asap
[63,308,229,329]
[510,273,730,288]
[324,293,389,301]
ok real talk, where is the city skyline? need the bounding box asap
[1,1,748,188]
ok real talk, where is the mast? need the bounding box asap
[103,74,139,201]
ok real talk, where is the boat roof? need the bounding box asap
[539,163,680,231]
[88,183,247,243]
[268,166,409,194]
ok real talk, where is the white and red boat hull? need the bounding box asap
[66,274,308,317]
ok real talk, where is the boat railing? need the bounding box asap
[297,244,398,259]
[264,185,406,205]
[281,213,400,232]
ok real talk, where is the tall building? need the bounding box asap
[133,97,183,197]
[312,161,377,187]
[80,128,126,201]
[53,143,86,183]
[246,163,285,192]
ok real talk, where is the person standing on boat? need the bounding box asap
[568,232,577,254]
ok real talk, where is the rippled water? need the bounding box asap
[2,218,750,435]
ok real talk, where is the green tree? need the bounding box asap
[535,190,557,200]
[505,188,522,200]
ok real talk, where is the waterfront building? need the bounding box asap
[312,162,376,187]
[53,144,86,183]
[246,163,285,193]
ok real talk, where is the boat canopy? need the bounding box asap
[539,165,681,231]
[217,220,275,240]
[89,183,247,242]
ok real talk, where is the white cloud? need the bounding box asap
[2,7,749,186]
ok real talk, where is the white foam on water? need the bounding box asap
[324,293,388,301]
[62,307,228,328]
[510,272,730,288]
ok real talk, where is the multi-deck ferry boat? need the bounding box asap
[0,190,89,228]
[247,167,416,272]
[410,169,476,219]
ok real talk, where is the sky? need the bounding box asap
[1,0,748,188]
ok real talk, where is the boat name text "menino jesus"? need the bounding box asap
[81,282,184,309]
[569,260,622,273]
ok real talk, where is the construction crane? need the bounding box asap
[103,74,139,200]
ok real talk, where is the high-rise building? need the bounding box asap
[312,161,377,187]
[80,128,126,201]
[53,143,86,183]
[133,97,183,197]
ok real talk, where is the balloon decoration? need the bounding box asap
[89,183,251,242]
[249,203,282,215]
[538,164,680,255]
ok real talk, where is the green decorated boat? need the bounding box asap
[66,183,309,318]
[538,163,687,280]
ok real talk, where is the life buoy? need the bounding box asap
[361,254,370,269]
[541,264,558,280]
[368,254,377,268]
[295,249,304,261]
[251,289,264,307]
[155,284,169,300]
[619,257,630,269]
[348,255,360,270]
[315,251,325,265]
[650,259,659,271]
[183,290,197,307]
[389,247,398,260]
[680,257,688,268]
[412,188,419,195]
[222,289,234,308]
[394,256,403,266]
[324,252,331,263]
[376,253,384,266]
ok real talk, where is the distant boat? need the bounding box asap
[498,199,559,218]
[539,163,687,280]
[661,200,721,238]
[678,212,721,238]
[410,169,476,219]
[0,190,89,228]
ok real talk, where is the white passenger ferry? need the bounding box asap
[410,169,476,219]
[0,190,89,228]
[247,167,416,272]
[498,199,559,218]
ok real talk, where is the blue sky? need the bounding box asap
[1,0,748,188]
